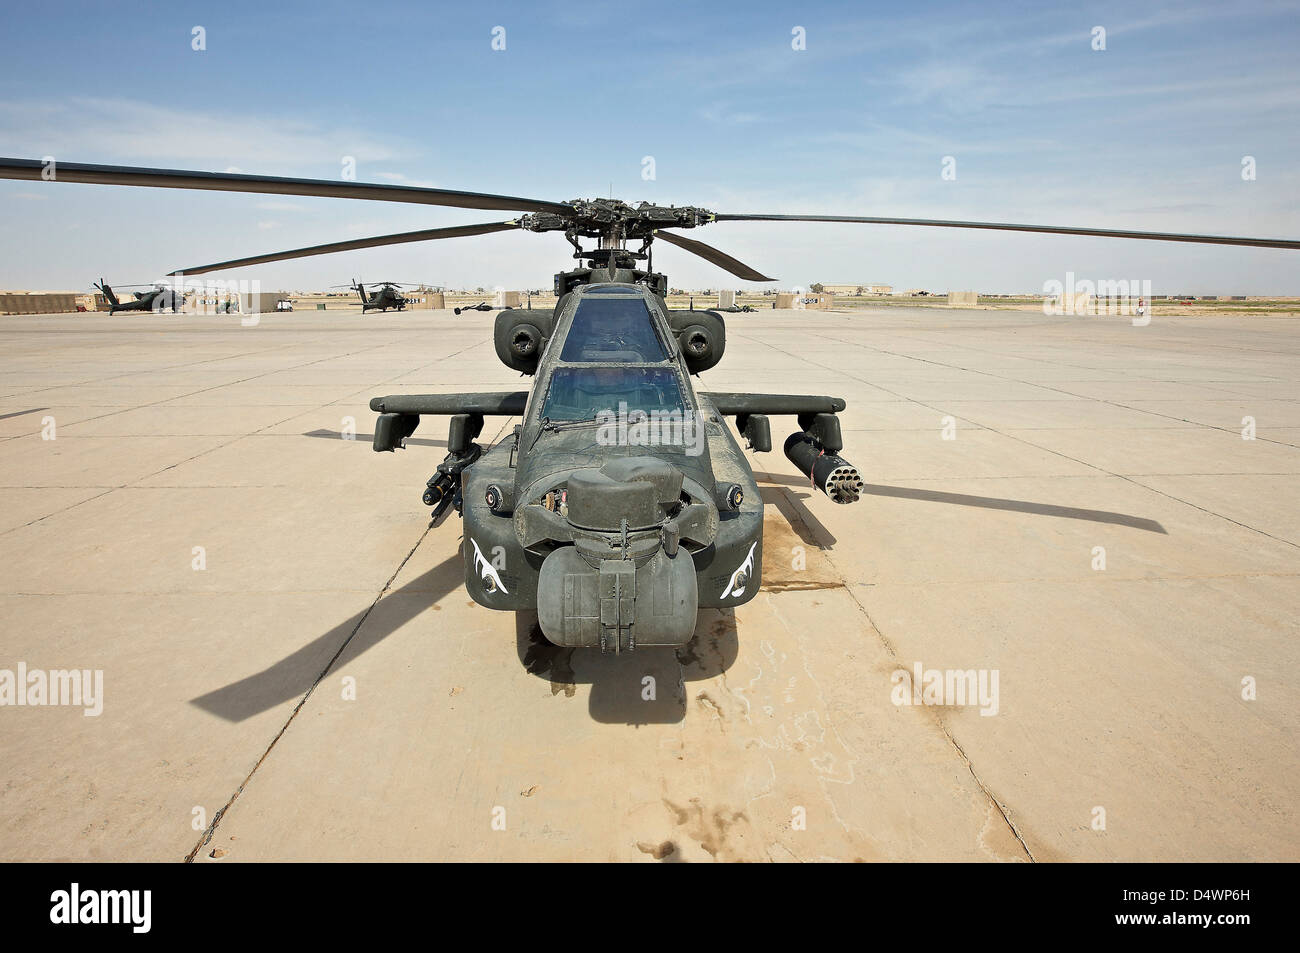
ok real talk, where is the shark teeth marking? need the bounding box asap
[720,541,757,599]
[471,538,509,594]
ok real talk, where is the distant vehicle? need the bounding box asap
[275,299,293,312]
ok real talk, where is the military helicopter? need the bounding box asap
[4,156,1297,652]
[453,301,512,315]
[332,279,416,312]
[93,278,185,314]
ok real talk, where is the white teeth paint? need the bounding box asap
[720,541,756,599]
[471,538,509,594]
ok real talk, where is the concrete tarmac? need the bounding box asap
[0,306,1295,862]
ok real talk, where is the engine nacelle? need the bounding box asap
[667,310,726,374]
[494,309,555,374]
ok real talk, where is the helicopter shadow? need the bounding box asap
[302,428,447,449]
[0,407,48,421]
[191,537,736,727]
[757,482,838,548]
[753,470,1166,534]
[190,547,465,722]
[189,473,1159,725]
[515,607,738,726]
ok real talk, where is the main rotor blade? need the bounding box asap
[711,213,1300,250]
[654,229,775,281]
[0,157,570,215]
[166,222,519,276]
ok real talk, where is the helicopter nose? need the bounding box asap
[519,457,717,652]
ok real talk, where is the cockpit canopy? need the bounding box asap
[534,287,697,424]
[541,365,686,421]
[559,294,669,363]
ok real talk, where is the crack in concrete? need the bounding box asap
[772,482,1037,862]
[182,523,432,862]
[943,729,1036,862]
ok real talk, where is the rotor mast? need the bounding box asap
[519,198,714,295]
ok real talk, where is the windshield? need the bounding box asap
[540,366,686,421]
[559,296,668,362]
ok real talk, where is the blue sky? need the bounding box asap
[1,0,1298,292]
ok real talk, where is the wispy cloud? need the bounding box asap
[698,102,765,125]
[373,171,440,189]
[0,97,402,168]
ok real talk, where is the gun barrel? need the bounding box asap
[784,433,863,504]
[422,471,456,508]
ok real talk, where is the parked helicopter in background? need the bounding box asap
[334,279,418,313]
[453,301,512,315]
[92,279,185,314]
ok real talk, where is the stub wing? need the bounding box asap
[704,393,845,416]
[369,392,528,416]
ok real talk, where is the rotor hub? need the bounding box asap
[517,200,714,242]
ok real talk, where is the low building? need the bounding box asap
[0,290,90,314]
[821,283,893,296]
[775,292,834,310]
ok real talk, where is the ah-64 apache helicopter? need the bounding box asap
[332,278,420,313]
[4,157,1296,652]
[93,278,185,314]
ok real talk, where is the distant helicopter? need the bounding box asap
[453,301,513,315]
[454,289,543,315]
[333,279,420,313]
[92,279,185,314]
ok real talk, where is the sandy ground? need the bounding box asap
[0,306,1295,863]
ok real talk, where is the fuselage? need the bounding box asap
[460,283,763,649]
